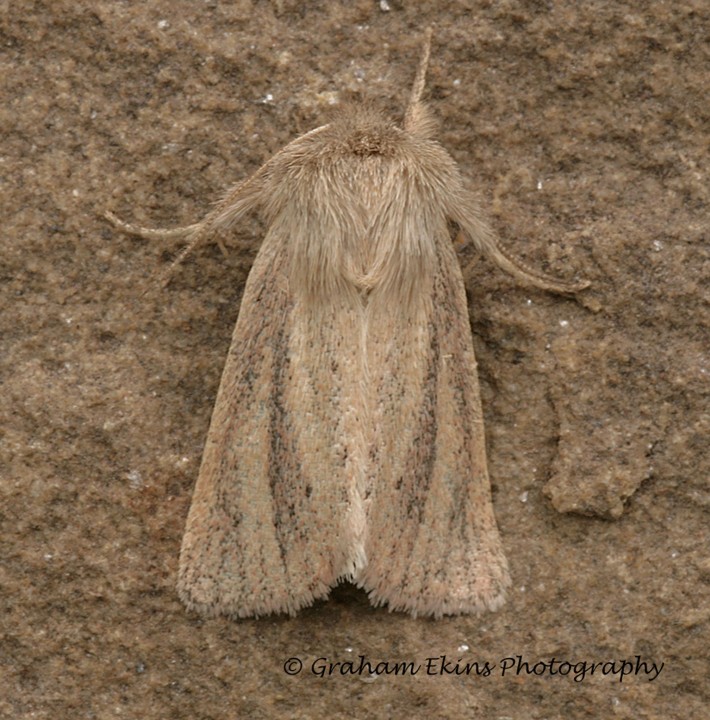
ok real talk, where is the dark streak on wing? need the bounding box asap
[268,315,292,571]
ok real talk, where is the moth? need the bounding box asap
[107,31,587,618]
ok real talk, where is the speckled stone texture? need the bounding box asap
[2,1,707,718]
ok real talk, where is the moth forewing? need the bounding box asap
[177,233,365,617]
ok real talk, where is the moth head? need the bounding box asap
[323,104,404,158]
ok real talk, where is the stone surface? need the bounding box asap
[2,1,708,718]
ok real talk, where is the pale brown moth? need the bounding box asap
[107,31,588,618]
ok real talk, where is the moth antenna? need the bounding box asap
[103,212,215,293]
[454,206,590,294]
[404,27,433,133]
[106,124,332,290]
[103,212,200,241]
[105,178,256,293]
[161,123,330,284]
